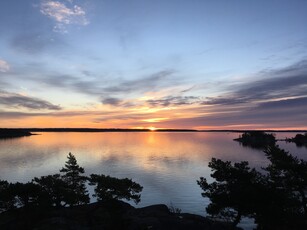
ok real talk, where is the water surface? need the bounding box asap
[0,132,306,227]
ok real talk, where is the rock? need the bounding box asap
[0,201,241,230]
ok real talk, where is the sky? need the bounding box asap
[0,0,307,130]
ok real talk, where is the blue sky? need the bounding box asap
[0,0,307,129]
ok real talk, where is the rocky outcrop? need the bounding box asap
[0,200,241,230]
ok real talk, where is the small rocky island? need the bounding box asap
[286,133,307,148]
[0,129,33,139]
[234,131,276,149]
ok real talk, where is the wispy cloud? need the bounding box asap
[0,91,61,110]
[102,70,175,95]
[38,69,175,97]
[147,96,200,107]
[202,60,307,106]
[153,61,307,129]
[0,59,10,72]
[40,0,89,33]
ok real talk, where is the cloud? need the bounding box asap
[101,97,123,106]
[202,60,307,106]
[39,69,175,97]
[157,96,307,129]
[0,91,61,110]
[256,96,307,110]
[151,61,307,129]
[0,59,10,72]
[147,96,199,107]
[40,0,89,33]
[102,70,175,94]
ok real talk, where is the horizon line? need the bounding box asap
[1,128,306,133]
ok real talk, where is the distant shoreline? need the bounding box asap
[0,128,306,133]
[0,129,33,139]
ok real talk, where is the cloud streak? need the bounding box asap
[39,69,175,97]
[202,60,307,106]
[40,0,89,33]
[102,70,175,95]
[147,96,199,107]
[0,91,61,110]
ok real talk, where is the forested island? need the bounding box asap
[0,129,33,139]
[233,131,276,149]
[286,133,307,147]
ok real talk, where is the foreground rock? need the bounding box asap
[0,200,241,230]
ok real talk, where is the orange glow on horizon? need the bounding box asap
[1,108,307,131]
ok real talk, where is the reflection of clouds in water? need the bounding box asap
[0,132,306,215]
[0,148,57,169]
[87,151,208,210]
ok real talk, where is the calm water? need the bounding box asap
[0,132,306,228]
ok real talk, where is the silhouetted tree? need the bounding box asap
[11,182,41,208]
[89,174,143,204]
[0,180,15,212]
[197,159,264,227]
[60,153,89,206]
[198,145,307,229]
[264,145,307,216]
[33,174,68,207]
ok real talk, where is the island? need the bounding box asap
[0,129,33,139]
[286,133,307,148]
[233,131,276,149]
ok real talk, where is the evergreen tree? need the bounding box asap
[60,152,89,206]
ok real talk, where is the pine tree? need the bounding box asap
[60,152,89,206]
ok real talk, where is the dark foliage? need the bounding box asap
[32,174,68,207]
[198,145,307,229]
[0,180,15,211]
[10,182,42,208]
[234,131,276,149]
[197,159,264,227]
[265,145,307,216]
[89,174,143,204]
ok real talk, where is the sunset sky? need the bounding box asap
[0,0,307,129]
